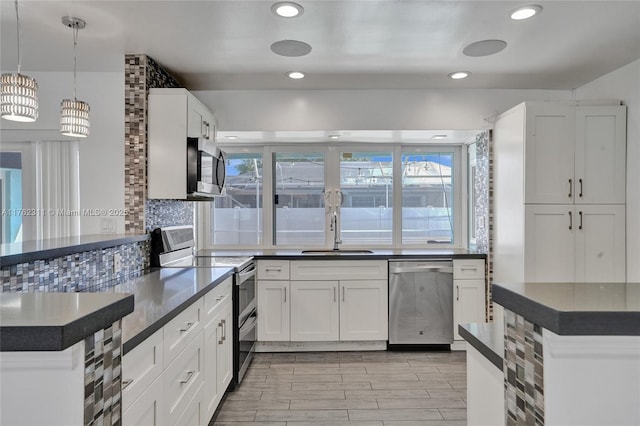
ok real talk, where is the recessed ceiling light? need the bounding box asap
[432,135,448,139]
[288,71,305,79]
[463,39,507,57]
[271,40,312,57]
[329,135,340,140]
[448,71,470,80]
[510,5,542,20]
[272,2,304,18]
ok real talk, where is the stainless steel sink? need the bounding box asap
[301,249,374,254]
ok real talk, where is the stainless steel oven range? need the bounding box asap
[150,226,257,388]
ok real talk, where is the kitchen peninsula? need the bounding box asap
[463,282,640,426]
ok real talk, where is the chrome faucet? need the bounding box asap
[331,211,342,250]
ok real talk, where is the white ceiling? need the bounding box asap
[1,1,639,91]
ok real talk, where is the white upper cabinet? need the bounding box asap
[575,106,626,204]
[524,104,626,205]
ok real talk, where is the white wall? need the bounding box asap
[576,59,640,281]
[195,88,573,131]
[0,68,125,235]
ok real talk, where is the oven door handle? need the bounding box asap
[238,264,256,284]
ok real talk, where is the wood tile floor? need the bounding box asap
[213,351,467,426]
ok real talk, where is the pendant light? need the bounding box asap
[1,0,38,122]
[60,16,90,138]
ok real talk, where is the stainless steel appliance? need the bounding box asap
[150,226,256,387]
[186,137,226,199]
[388,259,454,346]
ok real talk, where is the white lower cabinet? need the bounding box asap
[258,260,388,343]
[122,373,165,426]
[290,280,340,341]
[122,278,233,426]
[203,299,233,422]
[257,280,290,341]
[339,280,388,341]
[453,259,486,342]
[453,280,486,341]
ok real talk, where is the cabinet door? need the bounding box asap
[525,205,575,282]
[524,104,575,204]
[453,280,486,340]
[257,281,290,341]
[203,319,220,423]
[122,374,165,426]
[574,205,626,282]
[217,303,233,391]
[290,281,339,341]
[575,106,626,204]
[339,280,388,341]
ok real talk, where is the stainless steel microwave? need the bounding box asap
[186,137,226,199]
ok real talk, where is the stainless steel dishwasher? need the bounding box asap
[388,260,454,346]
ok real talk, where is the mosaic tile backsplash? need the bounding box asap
[0,241,149,293]
[84,319,123,426]
[504,308,545,426]
[124,54,193,235]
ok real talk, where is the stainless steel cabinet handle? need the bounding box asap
[218,321,224,344]
[179,322,194,333]
[122,379,133,389]
[342,287,345,302]
[579,211,583,230]
[569,211,573,230]
[179,370,195,384]
[334,287,337,302]
[568,179,573,198]
[460,266,477,271]
[284,287,287,303]
[265,267,282,272]
[579,178,583,198]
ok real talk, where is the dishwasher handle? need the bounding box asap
[389,264,453,274]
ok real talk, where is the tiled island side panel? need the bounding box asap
[504,309,544,426]
[0,240,149,293]
[84,320,123,426]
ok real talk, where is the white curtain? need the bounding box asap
[35,141,80,239]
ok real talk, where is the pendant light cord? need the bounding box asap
[14,0,22,73]
[72,23,78,100]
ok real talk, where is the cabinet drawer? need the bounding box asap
[122,372,164,426]
[291,260,387,281]
[164,330,204,426]
[163,299,203,368]
[122,329,164,411]
[258,260,290,280]
[453,259,485,280]
[204,277,232,325]
[178,382,203,426]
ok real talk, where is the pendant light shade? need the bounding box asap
[60,98,90,137]
[60,16,90,138]
[1,0,38,122]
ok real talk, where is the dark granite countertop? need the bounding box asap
[493,282,640,336]
[112,267,234,354]
[0,292,134,351]
[0,234,149,267]
[458,323,504,370]
[196,248,486,260]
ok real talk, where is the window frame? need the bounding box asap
[199,142,467,250]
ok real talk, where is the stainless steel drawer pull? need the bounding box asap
[218,321,224,344]
[342,286,345,302]
[284,287,287,303]
[265,267,282,272]
[221,319,226,342]
[460,266,477,271]
[179,370,195,384]
[122,379,133,389]
[456,285,460,301]
[179,322,194,332]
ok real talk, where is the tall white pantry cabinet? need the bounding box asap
[493,102,626,283]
